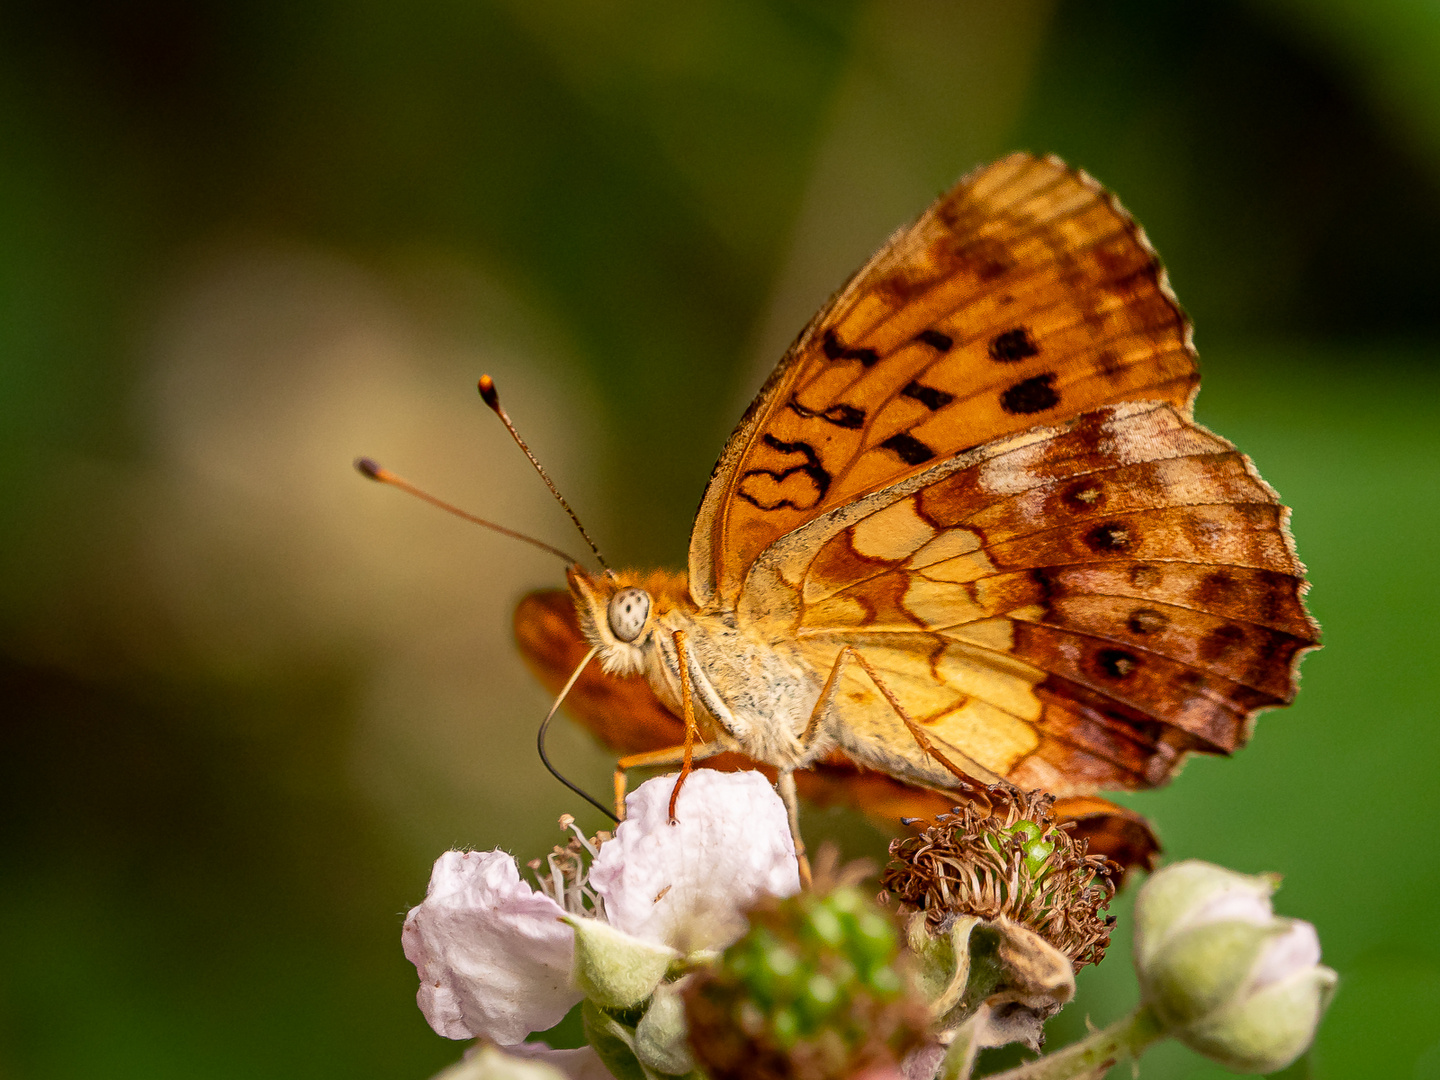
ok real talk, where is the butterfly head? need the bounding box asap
[567,566,656,674]
[567,565,694,675]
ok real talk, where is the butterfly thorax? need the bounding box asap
[566,566,824,768]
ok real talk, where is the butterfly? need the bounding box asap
[514,153,1318,878]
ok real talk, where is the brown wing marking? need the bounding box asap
[691,153,1199,606]
[749,402,1317,797]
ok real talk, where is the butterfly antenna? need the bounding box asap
[478,374,611,574]
[354,457,580,565]
[537,645,618,821]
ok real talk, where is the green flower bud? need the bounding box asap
[1135,860,1336,1074]
[683,879,926,1080]
[565,915,678,1010]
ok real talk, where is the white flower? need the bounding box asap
[592,768,801,954]
[403,770,801,1046]
[403,850,581,1044]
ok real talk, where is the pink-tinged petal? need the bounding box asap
[436,1044,567,1080]
[1252,919,1322,989]
[403,850,582,1043]
[502,1043,615,1080]
[591,770,801,953]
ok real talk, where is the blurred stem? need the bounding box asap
[937,1015,981,1080]
[986,1005,1166,1080]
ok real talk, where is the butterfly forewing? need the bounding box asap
[692,153,1200,607]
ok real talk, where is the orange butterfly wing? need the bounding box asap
[511,152,1313,877]
[514,588,1160,876]
[691,153,1198,607]
[690,152,1315,797]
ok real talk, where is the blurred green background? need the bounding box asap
[2,1,1438,1077]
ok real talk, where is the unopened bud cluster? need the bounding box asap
[684,883,925,1080]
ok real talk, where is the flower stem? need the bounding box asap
[986,1005,1166,1080]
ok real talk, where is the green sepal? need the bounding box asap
[907,912,980,1025]
[566,915,678,1010]
[581,999,647,1080]
[633,982,697,1077]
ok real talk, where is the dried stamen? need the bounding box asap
[881,785,1117,970]
[530,815,609,918]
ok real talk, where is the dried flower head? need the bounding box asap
[881,785,1117,970]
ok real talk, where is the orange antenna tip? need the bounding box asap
[477,374,500,411]
[476,374,610,572]
[353,454,581,566]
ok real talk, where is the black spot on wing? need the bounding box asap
[1085,522,1134,553]
[787,397,866,429]
[1000,373,1059,414]
[915,329,953,352]
[988,327,1039,362]
[879,432,936,465]
[900,381,955,411]
[822,329,879,367]
[1096,648,1139,679]
[1031,567,1057,603]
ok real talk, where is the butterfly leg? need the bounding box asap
[774,770,813,889]
[802,646,997,787]
[668,630,698,822]
[612,742,727,819]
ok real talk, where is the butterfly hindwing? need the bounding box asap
[692,153,1200,607]
[738,402,1318,796]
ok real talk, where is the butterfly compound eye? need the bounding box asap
[607,588,651,643]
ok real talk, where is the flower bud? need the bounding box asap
[684,882,926,1080]
[1135,860,1336,1074]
